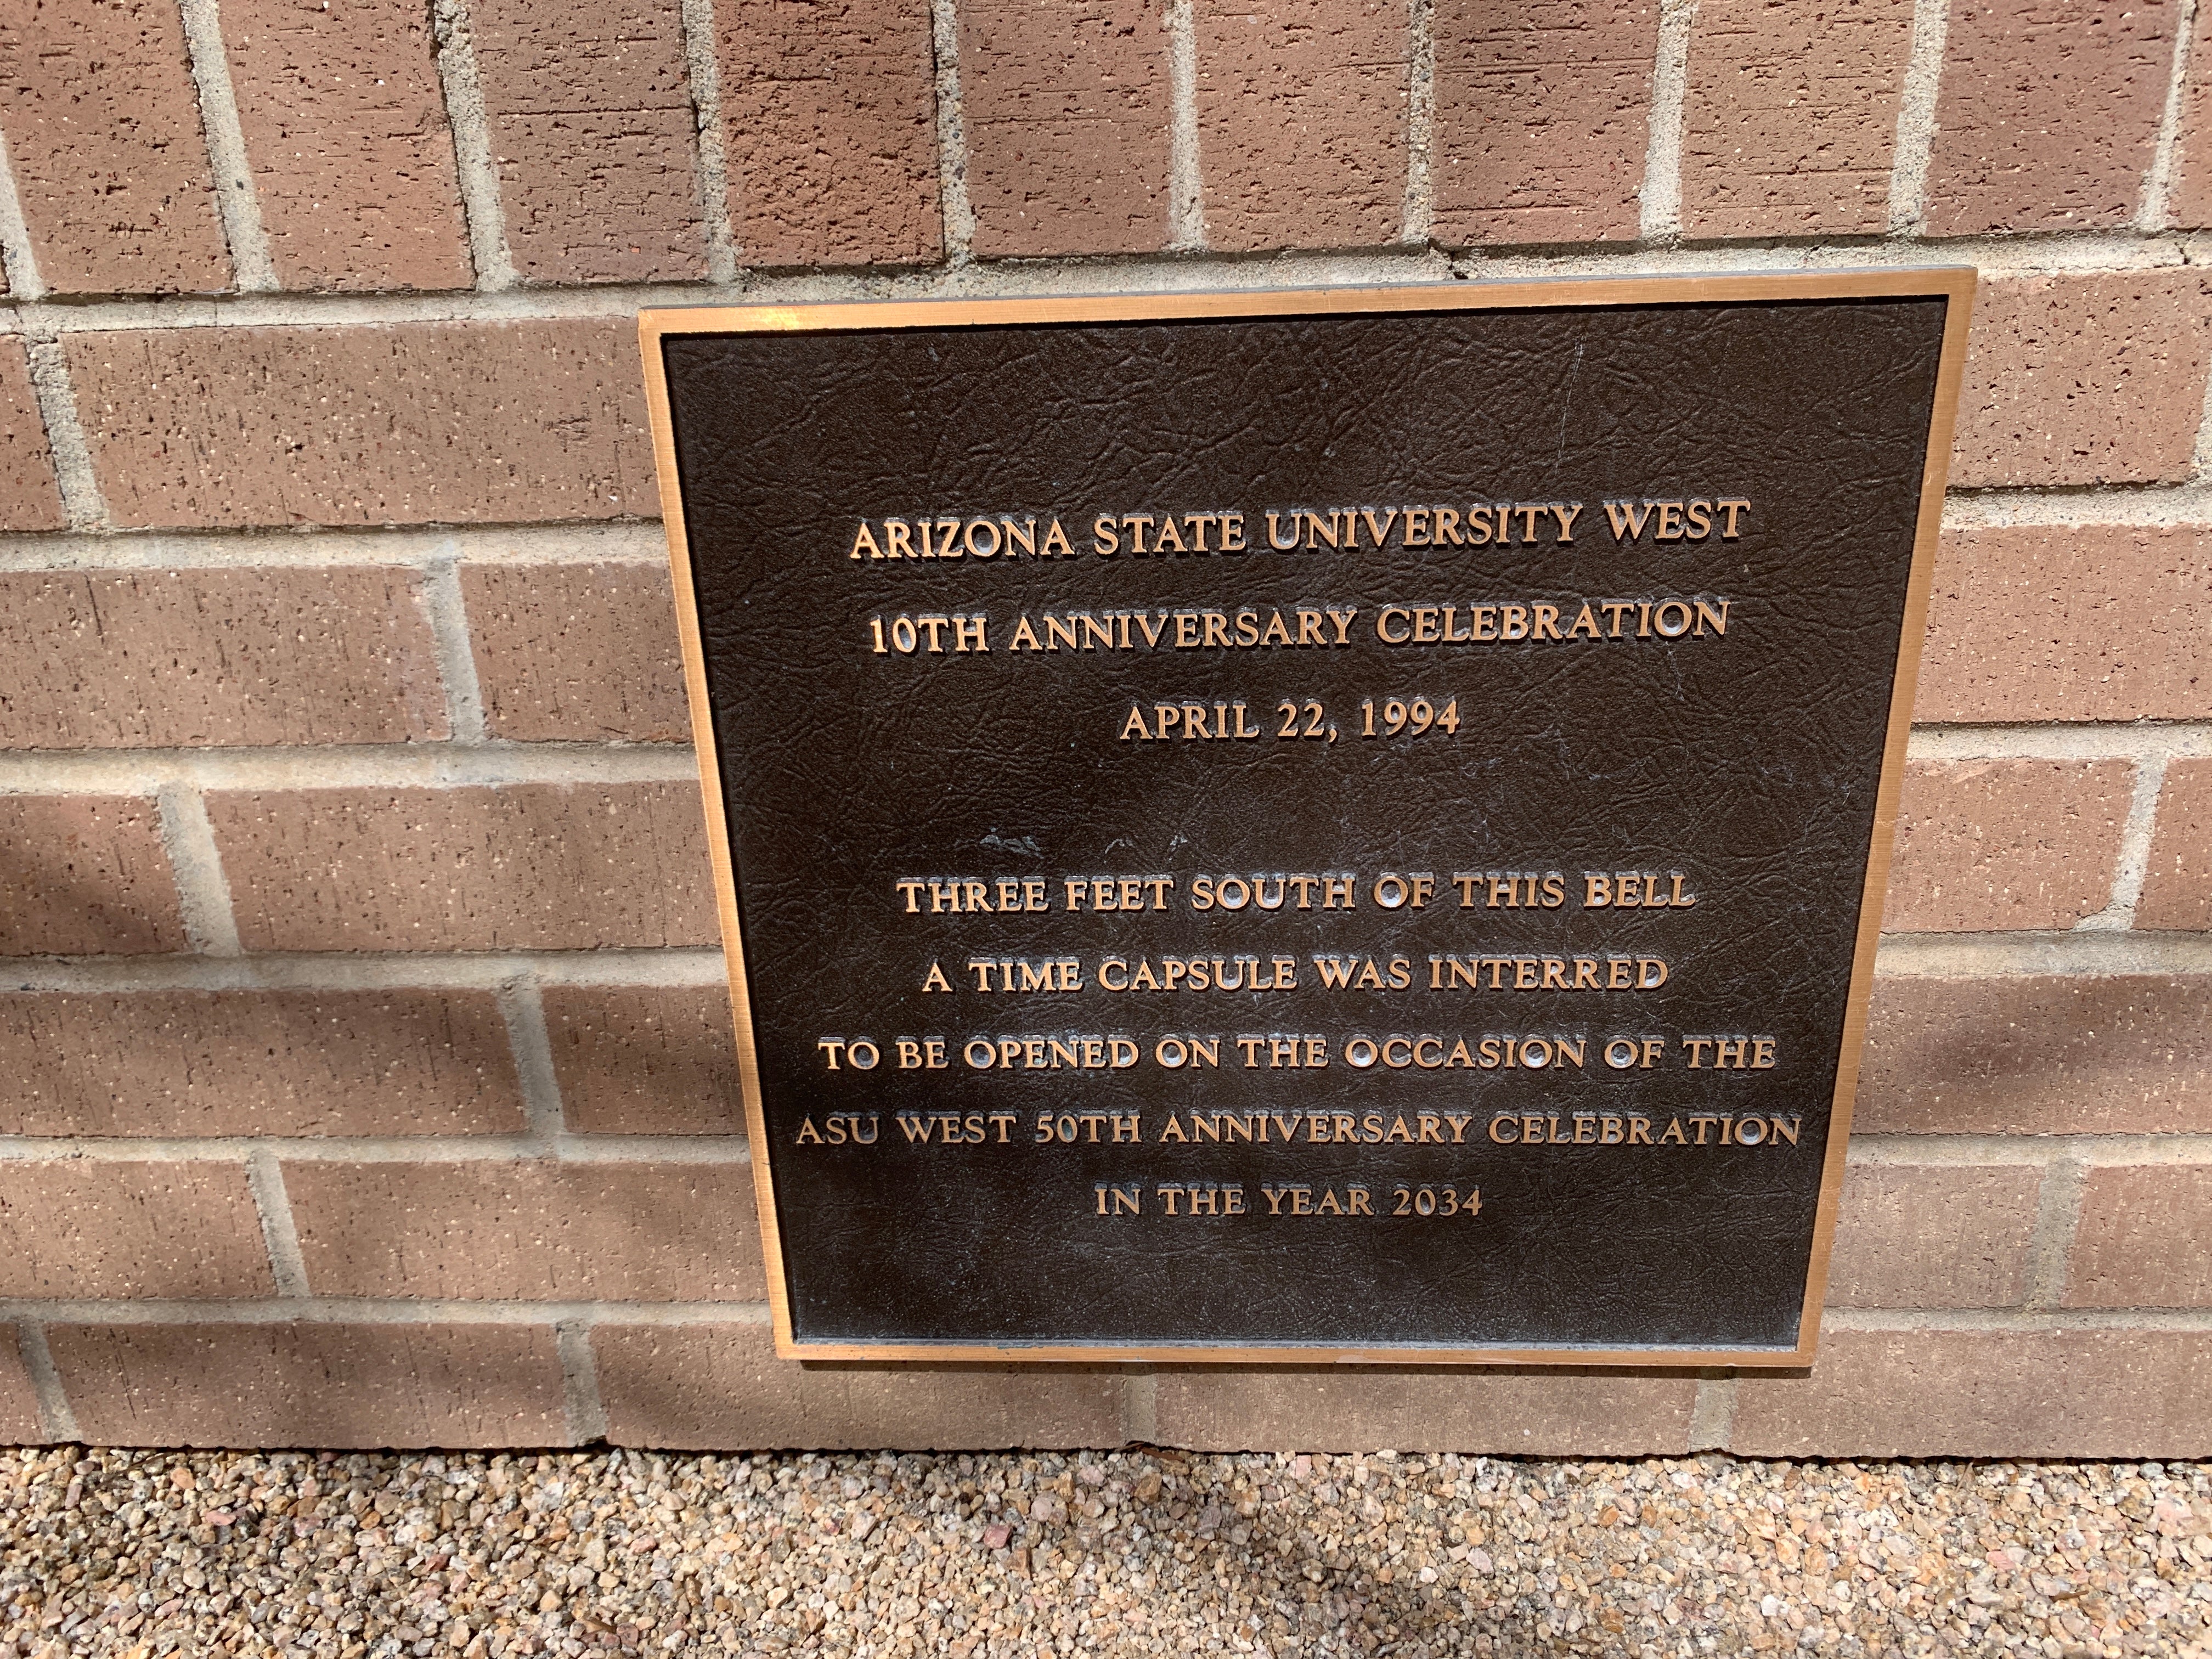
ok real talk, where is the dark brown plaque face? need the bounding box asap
[640,273,1972,1365]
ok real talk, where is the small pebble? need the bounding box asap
[1,1446,2206,1655]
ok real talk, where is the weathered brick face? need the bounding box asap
[1881,761,2132,934]
[53,1324,569,1448]
[0,0,230,293]
[960,0,1172,257]
[594,1324,1130,1451]
[1917,527,2211,724]
[0,341,65,530]
[205,784,718,952]
[0,796,185,955]
[1149,1368,1700,1457]
[221,0,473,290]
[461,563,689,742]
[67,321,657,527]
[1679,0,1914,238]
[1430,1,1657,246]
[1858,978,2212,1136]
[1731,1330,2212,1459]
[282,1161,766,1300]
[2169,0,2212,226]
[543,986,746,1136]
[0,1335,42,1444]
[472,0,707,284]
[0,0,2207,1458]
[2066,1167,2212,1308]
[2139,761,2212,930]
[720,0,943,267]
[1825,1165,2040,1311]
[0,569,450,747]
[1950,274,2212,488]
[1923,1,2176,235]
[1194,0,1408,251]
[0,990,527,1138]
[0,1163,272,1299]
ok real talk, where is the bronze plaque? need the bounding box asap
[640,273,1972,1365]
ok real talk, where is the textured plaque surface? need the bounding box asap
[641,274,1972,1363]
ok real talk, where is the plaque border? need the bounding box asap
[639,269,1976,1367]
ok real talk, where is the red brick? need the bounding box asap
[474,0,705,284]
[2137,759,2212,930]
[0,568,448,748]
[594,1323,1125,1448]
[1924,1,2174,235]
[0,1331,43,1443]
[222,0,471,290]
[0,794,185,955]
[1431,1,1657,246]
[2167,0,2212,225]
[207,783,715,951]
[461,564,689,742]
[2067,1166,2212,1307]
[1679,0,1914,238]
[284,1161,763,1300]
[1916,526,2212,724]
[1825,1164,2038,1309]
[1153,1367,1697,1455]
[1194,0,1408,252]
[719,0,941,268]
[961,0,1170,257]
[0,1163,269,1297]
[1951,274,2212,489]
[0,0,230,294]
[67,320,656,530]
[0,990,524,1137]
[1881,760,2130,933]
[1859,977,2212,1136]
[543,985,744,1136]
[1731,1329,2212,1458]
[52,1323,568,1447]
[0,340,64,531]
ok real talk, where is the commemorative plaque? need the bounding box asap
[640,272,1972,1364]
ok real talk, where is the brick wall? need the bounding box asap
[1,0,2208,1457]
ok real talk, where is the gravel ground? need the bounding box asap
[2,1446,2208,1657]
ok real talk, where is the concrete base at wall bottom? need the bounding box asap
[10,1322,2208,1459]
